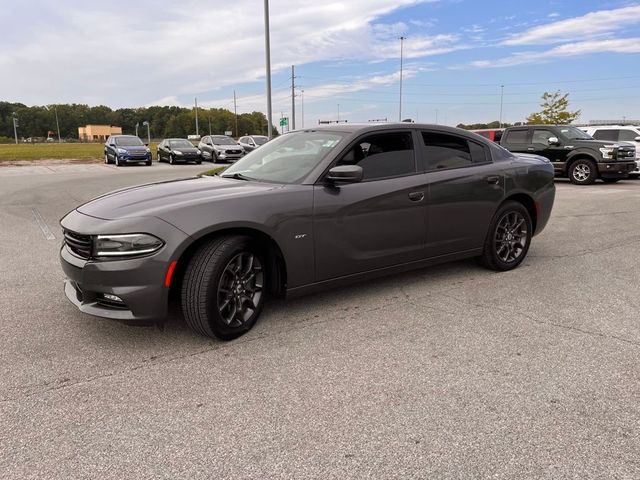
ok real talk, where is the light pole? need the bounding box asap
[142,121,151,145]
[12,112,18,144]
[301,89,304,129]
[337,104,340,122]
[233,90,238,137]
[264,0,273,139]
[135,122,139,137]
[194,98,199,137]
[499,84,504,128]
[54,106,61,143]
[399,36,406,122]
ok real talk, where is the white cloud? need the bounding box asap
[504,5,640,45]
[471,37,640,68]
[0,0,448,107]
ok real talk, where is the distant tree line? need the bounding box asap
[0,102,277,142]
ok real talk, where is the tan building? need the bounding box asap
[78,124,122,142]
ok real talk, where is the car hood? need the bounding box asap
[170,147,199,153]
[77,176,281,220]
[214,144,241,149]
[116,145,148,151]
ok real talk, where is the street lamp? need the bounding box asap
[142,121,151,145]
[264,0,273,139]
[135,122,139,137]
[12,112,18,144]
[399,36,406,122]
[499,84,504,128]
[44,105,62,143]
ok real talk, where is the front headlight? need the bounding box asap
[196,149,201,154]
[174,150,183,155]
[599,147,615,159]
[117,148,127,154]
[94,233,164,257]
[145,147,151,153]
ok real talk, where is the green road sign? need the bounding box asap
[280,117,288,127]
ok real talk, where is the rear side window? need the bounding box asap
[503,129,528,144]
[337,132,415,181]
[422,132,482,170]
[619,129,639,141]
[593,130,618,141]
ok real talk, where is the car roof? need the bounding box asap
[295,122,489,136]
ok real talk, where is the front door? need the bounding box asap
[530,128,567,170]
[313,131,427,282]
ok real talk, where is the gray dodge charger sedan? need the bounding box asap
[60,123,555,340]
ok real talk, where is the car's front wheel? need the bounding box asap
[115,155,122,167]
[181,236,266,340]
[569,158,597,185]
[478,201,532,271]
[104,153,110,164]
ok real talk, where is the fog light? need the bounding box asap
[102,293,123,303]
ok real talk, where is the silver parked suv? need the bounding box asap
[581,125,640,176]
[198,135,245,163]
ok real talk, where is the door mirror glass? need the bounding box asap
[547,136,560,145]
[635,136,640,142]
[327,165,363,183]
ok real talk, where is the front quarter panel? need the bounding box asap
[162,183,315,288]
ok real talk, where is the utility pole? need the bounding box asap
[54,106,61,143]
[301,89,304,129]
[264,0,273,139]
[12,113,18,144]
[399,36,406,122]
[194,98,199,136]
[499,84,504,128]
[337,104,340,122]
[233,90,238,137]
[208,117,212,135]
[135,122,139,137]
[291,65,296,130]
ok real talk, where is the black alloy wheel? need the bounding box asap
[182,236,267,340]
[479,201,532,271]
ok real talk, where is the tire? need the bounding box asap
[212,151,218,163]
[104,153,110,164]
[478,201,532,271]
[602,178,620,183]
[181,236,266,340]
[146,159,152,166]
[196,160,202,164]
[568,158,597,185]
[169,154,175,165]
[157,152,162,163]
[115,155,122,167]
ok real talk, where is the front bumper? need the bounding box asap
[59,211,189,323]
[598,161,637,178]
[118,152,152,163]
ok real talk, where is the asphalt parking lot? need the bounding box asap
[0,163,639,479]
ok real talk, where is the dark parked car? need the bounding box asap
[61,124,555,340]
[500,125,636,185]
[157,138,202,164]
[104,135,152,166]
[198,135,244,163]
[238,135,269,152]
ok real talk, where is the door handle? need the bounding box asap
[485,175,500,184]
[408,191,425,202]
[527,147,535,151]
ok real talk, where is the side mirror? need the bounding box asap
[547,136,560,145]
[635,136,640,142]
[144,143,149,147]
[327,165,363,184]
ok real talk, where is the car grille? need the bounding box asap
[226,149,242,155]
[63,230,92,258]
[129,152,148,158]
[617,146,636,159]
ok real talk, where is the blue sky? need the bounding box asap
[1,0,639,129]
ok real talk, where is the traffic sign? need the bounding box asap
[280,117,288,127]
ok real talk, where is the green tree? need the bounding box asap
[526,91,580,125]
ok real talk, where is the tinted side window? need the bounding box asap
[469,140,488,163]
[337,132,415,180]
[593,130,618,141]
[504,129,528,144]
[619,129,639,141]
[422,132,471,169]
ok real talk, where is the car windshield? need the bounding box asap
[169,140,193,148]
[115,137,144,146]
[559,127,592,140]
[220,131,346,184]
[253,136,268,145]
[212,136,237,145]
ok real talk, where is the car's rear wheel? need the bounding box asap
[569,158,597,185]
[181,236,266,340]
[478,201,532,271]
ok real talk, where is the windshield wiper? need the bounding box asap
[220,172,253,181]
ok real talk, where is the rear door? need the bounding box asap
[420,130,505,257]
[313,130,428,281]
